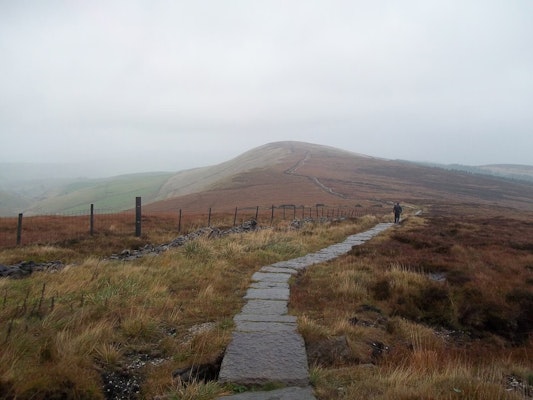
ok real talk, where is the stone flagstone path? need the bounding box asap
[217,222,394,400]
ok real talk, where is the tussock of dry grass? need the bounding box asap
[0,218,373,399]
[291,205,533,399]
[3,205,530,399]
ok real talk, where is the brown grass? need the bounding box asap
[2,200,532,398]
[0,217,377,399]
[291,203,533,399]
[0,205,384,255]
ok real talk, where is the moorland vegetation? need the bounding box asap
[292,202,533,399]
[0,214,379,399]
[0,201,531,399]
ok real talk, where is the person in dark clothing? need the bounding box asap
[393,202,402,223]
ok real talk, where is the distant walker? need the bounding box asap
[393,202,403,224]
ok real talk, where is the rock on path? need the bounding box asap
[218,223,394,399]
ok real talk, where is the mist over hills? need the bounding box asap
[1,141,532,216]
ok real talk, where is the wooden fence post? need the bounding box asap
[178,209,182,233]
[271,205,274,225]
[16,213,23,245]
[90,204,94,236]
[135,197,142,237]
[255,206,259,221]
[233,207,238,226]
[208,208,212,227]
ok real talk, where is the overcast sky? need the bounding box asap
[1,0,532,177]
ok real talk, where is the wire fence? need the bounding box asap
[0,198,388,249]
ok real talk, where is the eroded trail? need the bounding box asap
[217,222,394,400]
[284,152,346,199]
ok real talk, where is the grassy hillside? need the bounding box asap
[155,142,296,200]
[410,162,533,183]
[24,172,175,215]
[477,164,533,182]
[0,190,32,216]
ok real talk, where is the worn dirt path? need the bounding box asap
[284,152,346,199]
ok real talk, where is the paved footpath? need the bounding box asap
[217,223,394,400]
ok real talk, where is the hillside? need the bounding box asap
[0,190,32,216]
[1,141,533,216]
[30,172,176,215]
[144,141,533,213]
[477,164,533,182]
[145,141,375,213]
[420,162,533,183]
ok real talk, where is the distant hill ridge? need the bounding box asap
[458,164,533,182]
[0,141,532,216]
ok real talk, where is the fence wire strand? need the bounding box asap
[0,202,386,249]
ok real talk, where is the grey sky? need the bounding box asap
[1,0,532,176]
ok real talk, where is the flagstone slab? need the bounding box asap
[235,321,297,333]
[240,300,288,316]
[217,386,316,400]
[251,271,292,283]
[218,331,309,386]
[234,314,297,323]
[244,288,290,301]
[259,266,299,274]
[250,281,289,290]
